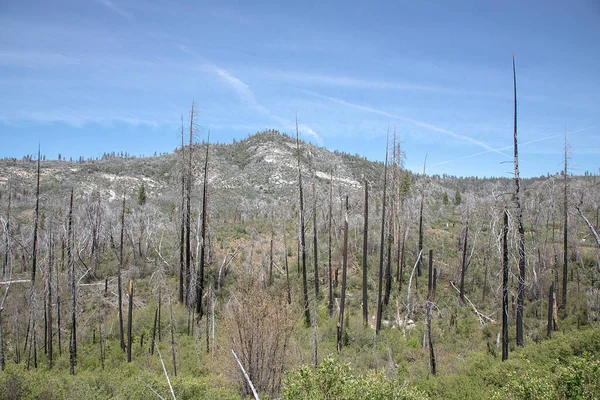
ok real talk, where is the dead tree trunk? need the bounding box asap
[362,178,369,325]
[313,183,319,298]
[427,303,436,376]
[337,196,349,352]
[376,134,389,333]
[283,218,292,305]
[502,207,509,361]
[179,118,186,304]
[46,232,53,367]
[127,280,133,362]
[459,210,470,303]
[428,250,434,300]
[562,129,568,308]
[2,185,10,278]
[186,104,196,307]
[118,192,126,351]
[31,147,41,286]
[328,170,334,316]
[296,117,311,327]
[513,55,526,347]
[67,189,76,375]
[547,283,554,338]
[196,133,209,317]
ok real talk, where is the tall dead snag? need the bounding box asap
[313,183,319,298]
[186,103,196,307]
[47,232,54,367]
[502,207,509,361]
[417,156,427,278]
[562,128,568,308]
[67,189,76,375]
[547,283,554,338]
[375,133,389,333]
[337,196,349,352]
[512,55,526,347]
[31,146,41,285]
[328,170,334,316]
[362,178,369,325]
[427,304,436,375]
[127,280,133,363]
[459,210,470,303]
[296,117,311,327]
[118,191,126,351]
[179,117,185,304]
[196,132,210,317]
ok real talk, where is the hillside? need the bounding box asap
[0,130,599,399]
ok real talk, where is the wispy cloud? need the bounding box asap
[210,66,322,143]
[97,0,132,20]
[264,70,504,98]
[306,91,504,155]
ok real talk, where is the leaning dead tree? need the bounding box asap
[296,117,310,327]
[328,170,334,316]
[512,55,526,347]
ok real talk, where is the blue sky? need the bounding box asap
[1,0,598,177]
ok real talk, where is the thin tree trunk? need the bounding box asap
[513,55,526,347]
[376,134,389,333]
[169,302,177,377]
[186,104,195,307]
[31,147,41,286]
[118,192,126,351]
[47,232,53,367]
[97,302,104,369]
[460,211,470,303]
[196,133,209,317]
[362,178,369,325]
[328,170,334,316]
[68,189,76,375]
[151,307,158,355]
[337,196,349,352]
[179,118,185,304]
[562,129,568,308]
[282,217,292,305]
[127,280,133,362]
[427,304,436,376]
[547,283,554,338]
[502,207,509,361]
[313,183,319,298]
[428,250,434,300]
[2,185,10,278]
[296,117,311,327]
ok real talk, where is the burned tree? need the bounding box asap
[296,117,311,327]
[118,191,126,351]
[376,134,389,333]
[362,178,369,325]
[502,207,509,361]
[512,55,526,347]
[196,132,210,317]
[337,196,349,352]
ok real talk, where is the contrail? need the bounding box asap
[304,90,507,157]
[430,125,598,168]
